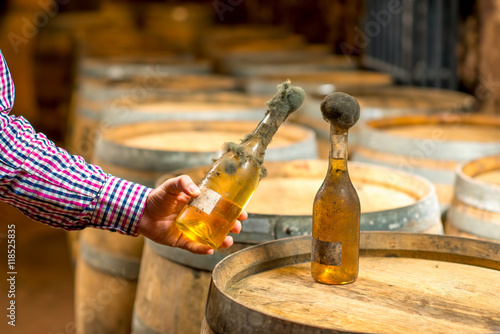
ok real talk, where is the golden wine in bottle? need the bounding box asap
[176,81,306,249]
[311,92,361,285]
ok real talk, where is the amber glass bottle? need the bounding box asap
[311,92,361,285]
[176,81,305,249]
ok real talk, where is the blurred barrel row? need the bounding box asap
[28,1,499,334]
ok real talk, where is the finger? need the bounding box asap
[178,175,200,197]
[218,235,234,249]
[182,242,214,255]
[230,220,242,234]
[238,210,248,221]
[163,175,200,197]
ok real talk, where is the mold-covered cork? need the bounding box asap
[266,80,306,123]
[320,92,360,130]
[221,81,306,175]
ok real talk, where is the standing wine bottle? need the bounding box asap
[311,92,361,285]
[176,81,306,249]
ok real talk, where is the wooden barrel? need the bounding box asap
[47,2,136,34]
[77,75,238,105]
[199,25,294,57]
[244,71,393,96]
[132,160,442,334]
[295,86,477,158]
[352,113,500,210]
[445,155,500,242]
[203,232,500,334]
[203,34,307,61]
[69,89,264,161]
[94,120,318,188]
[46,4,138,58]
[140,3,214,53]
[221,54,355,78]
[77,56,211,80]
[213,45,354,76]
[75,229,144,334]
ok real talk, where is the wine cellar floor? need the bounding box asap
[0,202,75,334]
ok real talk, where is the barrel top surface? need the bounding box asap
[365,113,500,142]
[222,48,336,64]
[122,130,294,151]
[245,71,393,95]
[256,71,393,85]
[95,121,318,173]
[311,86,476,111]
[100,121,313,152]
[79,57,211,79]
[81,74,237,93]
[206,233,500,334]
[81,54,205,66]
[159,159,436,215]
[122,93,269,113]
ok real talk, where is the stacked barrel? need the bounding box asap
[45,4,500,334]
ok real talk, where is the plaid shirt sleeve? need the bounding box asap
[0,50,152,236]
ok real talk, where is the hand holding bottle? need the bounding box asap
[138,175,248,255]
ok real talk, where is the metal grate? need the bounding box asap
[362,0,459,89]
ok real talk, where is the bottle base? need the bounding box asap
[311,262,358,285]
[176,220,219,249]
[312,277,357,285]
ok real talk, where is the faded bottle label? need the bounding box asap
[311,238,342,266]
[190,187,222,215]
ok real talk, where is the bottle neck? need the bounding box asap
[328,125,349,174]
[242,112,281,155]
[329,124,348,160]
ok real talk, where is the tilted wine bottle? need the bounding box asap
[176,81,306,249]
[311,92,361,285]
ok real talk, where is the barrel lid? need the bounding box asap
[245,71,393,96]
[205,232,500,334]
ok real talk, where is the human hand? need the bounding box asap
[137,175,247,255]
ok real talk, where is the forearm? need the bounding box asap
[0,112,152,235]
[0,49,152,235]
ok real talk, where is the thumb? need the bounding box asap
[163,175,200,197]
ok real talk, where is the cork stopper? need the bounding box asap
[320,92,360,130]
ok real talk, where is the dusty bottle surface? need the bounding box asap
[176,81,306,249]
[311,92,361,285]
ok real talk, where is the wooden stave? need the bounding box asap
[205,232,500,334]
[132,242,215,334]
[75,229,144,334]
